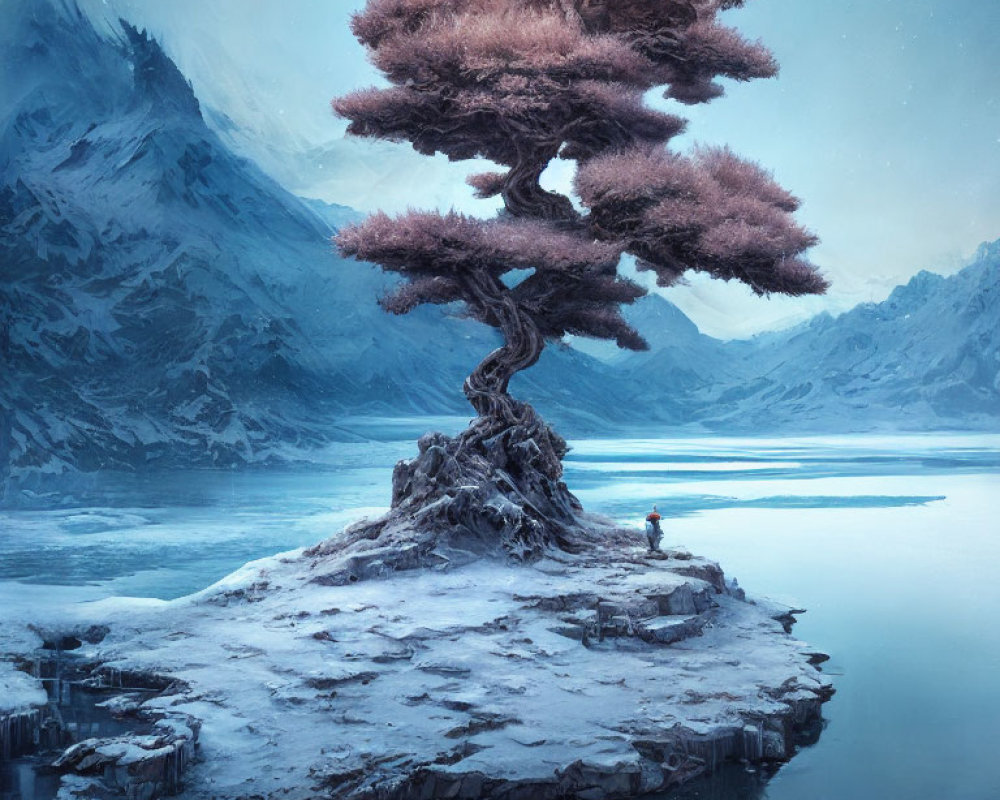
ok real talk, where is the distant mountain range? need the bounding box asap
[609,241,1000,432]
[2,0,997,489]
[690,245,1000,431]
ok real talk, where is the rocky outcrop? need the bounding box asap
[1,404,834,800]
[0,535,833,800]
[305,408,639,585]
[290,549,832,799]
[0,650,198,800]
[53,714,199,800]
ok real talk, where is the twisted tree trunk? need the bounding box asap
[501,146,578,223]
[313,259,592,570]
[462,271,544,424]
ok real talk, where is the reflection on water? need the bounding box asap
[1,665,148,800]
[2,433,999,799]
[649,763,772,800]
[0,760,60,800]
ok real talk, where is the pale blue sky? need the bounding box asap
[80,0,1000,338]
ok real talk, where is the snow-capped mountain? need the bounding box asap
[623,241,1000,432]
[533,241,999,434]
[0,0,501,483]
[1,2,338,479]
[609,293,739,425]
[705,241,1000,431]
[0,0,628,485]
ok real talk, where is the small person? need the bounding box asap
[645,505,663,552]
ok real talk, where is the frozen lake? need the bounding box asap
[2,432,999,799]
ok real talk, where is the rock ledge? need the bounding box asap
[3,537,833,799]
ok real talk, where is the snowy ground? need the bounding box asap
[2,544,830,799]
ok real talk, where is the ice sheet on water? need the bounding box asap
[588,493,947,529]
[57,512,155,535]
[568,460,804,472]
[0,465,394,598]
[0,432,995,608]
[566,433,1000,459]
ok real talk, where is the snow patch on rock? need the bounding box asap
[2,535,832,799]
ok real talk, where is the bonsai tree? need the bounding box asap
[317,0,827,572]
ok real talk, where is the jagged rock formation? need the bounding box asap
[0,0,346,479]
[53,708,198,800]
[306,403,635,578]
[0,648,199,800]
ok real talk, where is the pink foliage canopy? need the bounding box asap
[338,210,647,348]
[333,0,826,395]
[576,146,826,294]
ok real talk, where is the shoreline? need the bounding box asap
[1,541,832,799]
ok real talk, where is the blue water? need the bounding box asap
[2,432,999,799]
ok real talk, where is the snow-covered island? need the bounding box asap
[0,511,832,800]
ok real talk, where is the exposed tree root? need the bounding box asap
[304,401,638,584]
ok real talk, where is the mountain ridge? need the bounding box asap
[0,0,625,489]
[2,0,997,493]
[681,242,1000,431]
